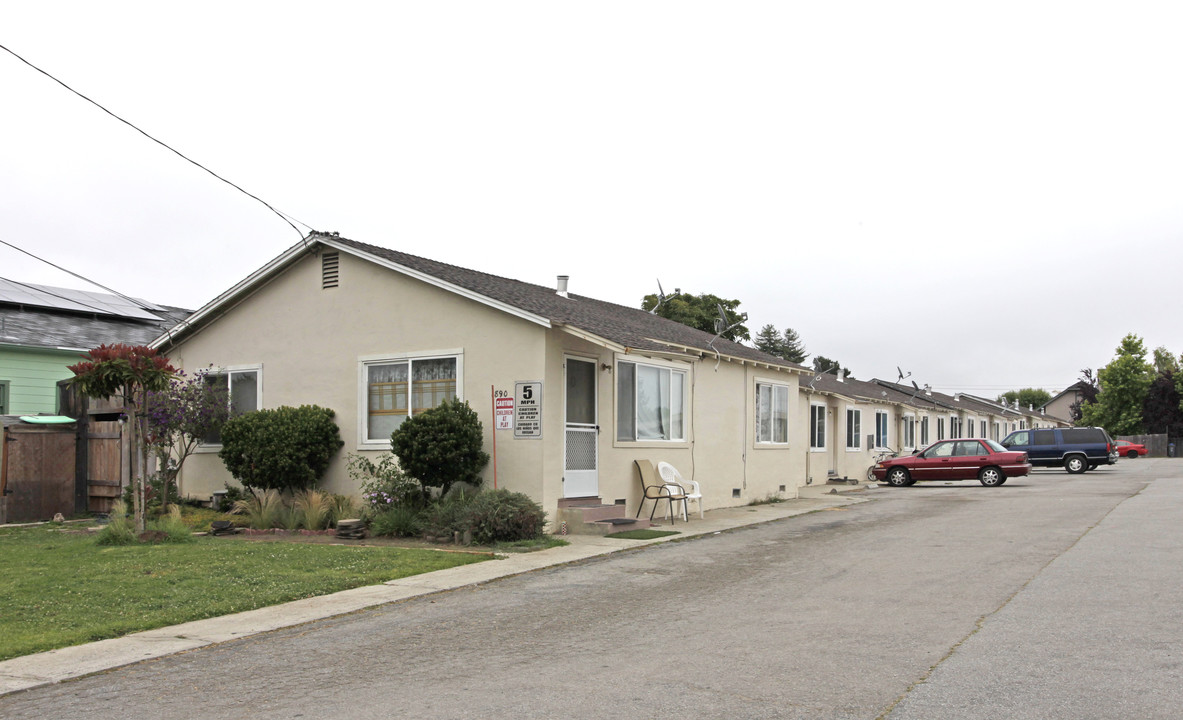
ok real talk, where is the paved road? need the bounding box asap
[2,460,1178,719]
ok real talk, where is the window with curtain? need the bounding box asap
[364,355,457,443]
[616,360,685,442]
[921,416,929,445]
[903,415,915,449]
[756,382,789,444]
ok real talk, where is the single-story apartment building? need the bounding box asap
[152,233,811,520]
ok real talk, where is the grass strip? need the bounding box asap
[0,524,489,661]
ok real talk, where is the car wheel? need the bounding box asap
[1127,450,1138,459]
[1065,455,1088,474]
[886,467,911,487]
[978,466,1004,486]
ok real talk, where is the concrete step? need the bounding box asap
[555,503,653,535]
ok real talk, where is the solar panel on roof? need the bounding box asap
[0,278,164,321]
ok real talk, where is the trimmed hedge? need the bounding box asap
[218,405,344,492]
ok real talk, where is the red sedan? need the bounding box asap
[1113,440,1148,458]
[872,438,1031,487]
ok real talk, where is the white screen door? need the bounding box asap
[564,357,598,497]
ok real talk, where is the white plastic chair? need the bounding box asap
[656,461,703,520]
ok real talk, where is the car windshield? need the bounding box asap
[984,439,1008,453]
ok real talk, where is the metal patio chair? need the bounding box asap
[634,459,687,523]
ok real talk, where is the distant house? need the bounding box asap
[151,233,809,520]
[0,279,191,416]
[1040,382,1090,424]
[0,279,192,519]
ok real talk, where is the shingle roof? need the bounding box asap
[808,373,943,410]
[325,235,805,370]
[1,293,191,353]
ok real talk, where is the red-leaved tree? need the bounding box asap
[69,344,176,533]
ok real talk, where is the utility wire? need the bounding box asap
[0,273,133,317]
[0,42,315,239]
[0,240,157,309]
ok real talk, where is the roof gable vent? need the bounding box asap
[322,252,340,289]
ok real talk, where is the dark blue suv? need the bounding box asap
[1000,427,1116,473]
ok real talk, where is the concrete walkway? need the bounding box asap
[0,485,870,697]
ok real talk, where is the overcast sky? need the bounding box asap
[3,2,1180,396]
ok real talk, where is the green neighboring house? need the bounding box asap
[0,279,190,416]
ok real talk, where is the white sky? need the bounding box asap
[3,2,1181,396]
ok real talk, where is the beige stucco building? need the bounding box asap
[152,233,809,521]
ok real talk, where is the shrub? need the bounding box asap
[463,489,546,544]
[346,453,425,517]
[148,505,195,543]
[294,489,332,530]
[370,506,424,537]
[232,489,287,529]
[121,472,179,517]
[218,482,249,510]
[416,489,546,544]
[218,405,344,493]
[419,493,474,539]
[328,494,359,527]
[96,502,137,546]
[389,398,489,496]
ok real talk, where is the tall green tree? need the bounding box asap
[1080,334,1153,435]
[753,324,783,357]
[753,324,809,364]
[997,388,1052,410]
[812,355,851,379]
[1153,346,1180,376]
[69,344,177,533]
[781,327,808,364]
[641,291,750,342]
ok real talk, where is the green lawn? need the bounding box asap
[0,524,491,661]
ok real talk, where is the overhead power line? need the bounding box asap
[0,42,315,239]
[0,238,156,311]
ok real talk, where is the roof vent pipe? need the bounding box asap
[556,275,569,298]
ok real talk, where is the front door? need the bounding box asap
[564,357,598,497]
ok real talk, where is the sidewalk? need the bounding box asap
[0,486,873,696]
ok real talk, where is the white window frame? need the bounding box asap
[920,415,930,446]
[902,413,916,450]
[810,403,827,451]
[198,364,263,448]
[937,417,946,441]
[616,357,688,443]
[846,406,862,451]
[358,350,463,448]
[755,380,790,445]
[874,410,889,449]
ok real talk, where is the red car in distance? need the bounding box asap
[872,438,1031,487]
[1113,440,1148,458]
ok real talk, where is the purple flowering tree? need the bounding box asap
[144,367,231,503]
